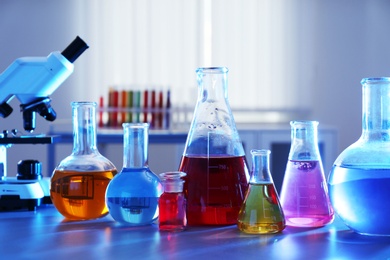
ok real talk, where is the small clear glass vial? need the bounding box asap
[158,171,187,232]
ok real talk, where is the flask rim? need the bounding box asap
[122,122,149,129]
[159,171,186,180]
[250,149,271,156]
[361,77,390,85]
[71,101,97,107]
[290,120,319,126]
[196,67,229,74]
[159,171,186,192]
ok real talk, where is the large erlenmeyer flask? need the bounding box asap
[178,67,250,225]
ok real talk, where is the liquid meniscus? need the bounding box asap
[329,166,390,236]
[238,183,285,234]
[50,169,116,220]
[179,155,249,225]
[280,160,334,227]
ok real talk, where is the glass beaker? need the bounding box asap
[105,123,163,225]
[237,149,285,234]
[279,121,334,227]
[178,67,250,225]
[329,77,390,236]
[158,171,187,232]
[50,102,117,220]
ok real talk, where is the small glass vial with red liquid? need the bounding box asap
[279,121,334,227]
[179,67,250,225]
[51,102,117,220]
[238,149,285,234]
[158,171,187,232]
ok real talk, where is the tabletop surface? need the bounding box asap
[1,205,390,259]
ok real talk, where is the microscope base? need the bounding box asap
[0,196,41,211]
[0,177,51,211]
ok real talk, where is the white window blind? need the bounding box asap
[75,0,311,124]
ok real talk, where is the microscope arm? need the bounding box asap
[0,36,88,131]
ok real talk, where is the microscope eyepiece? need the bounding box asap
[61,36,89,63]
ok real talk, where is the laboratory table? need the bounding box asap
[1,205,390,259]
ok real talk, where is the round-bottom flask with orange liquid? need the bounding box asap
[50,102,117,220]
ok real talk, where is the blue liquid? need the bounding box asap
[329,166,390,236]
[106,197,159,225]
[105,167,163,225]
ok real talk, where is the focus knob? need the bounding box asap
[16,160,42,180]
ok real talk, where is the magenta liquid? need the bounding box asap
[280,160,334,227]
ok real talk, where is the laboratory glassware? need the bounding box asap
[105,123,163,225]
[51,101,117,220]
[237,149,285,234]
[158,171,187,232]
[329,77,390,236]
[279,121,334,227]
[178,67,250,225]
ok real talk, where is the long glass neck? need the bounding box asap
[123,123,149,168]
[289,121,320,160]
[362,78,390,140]
[196,67,228,102]
[250,149,272,184]
[72,102,98,155]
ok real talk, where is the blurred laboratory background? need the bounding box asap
[1,0,390,185]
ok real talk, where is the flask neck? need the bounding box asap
[159,171,186,193]
[196,67,229,103]
[361,78,390,140]
[186,67,245,156]
[123,123,149,168]
[289,121,320,160]
[71,102,98,155]
[250,149,273,184]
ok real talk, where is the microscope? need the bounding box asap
[0,36,88,210]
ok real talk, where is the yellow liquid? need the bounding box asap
[51,169,116,220]
[237,183,285,234]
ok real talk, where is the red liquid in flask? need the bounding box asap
[179,155,249,225]
[159,192,187,231]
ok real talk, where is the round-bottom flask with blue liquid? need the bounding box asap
[105,123,163,225]
[328,77,390,236]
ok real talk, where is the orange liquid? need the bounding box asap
[50,169,116,220]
